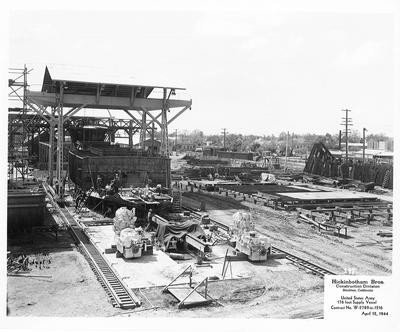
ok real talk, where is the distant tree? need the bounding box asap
[250,142,261,152]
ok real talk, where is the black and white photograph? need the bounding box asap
[1,0,399,330]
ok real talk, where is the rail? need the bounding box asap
[43,183,140,309]
[271,246,336,277]
[184,205,336,278]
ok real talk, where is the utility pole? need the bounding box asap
[291,132,294,154]
[338,130,342,150]
[362,128,367,165]
[341,109,353,162]
[221,128,228,150]
[285,131,289,171]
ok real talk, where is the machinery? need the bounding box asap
[235,230,270,262]
[230,211,271,262]
[116,227,153,259]
[113,207,154,259]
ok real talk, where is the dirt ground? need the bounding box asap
[133,272,323,318]
[182,190,392,275]
[7,177,391,318]
[7,228,324,318]
[7,230,122,317]
[7,202,326,318]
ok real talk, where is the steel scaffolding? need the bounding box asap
[8,65,192,199]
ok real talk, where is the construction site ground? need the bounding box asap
[7,229,121,317]
[7,180,392,318]
[181,189,392,275]
[73,207,324,318]
[6,216,324,318]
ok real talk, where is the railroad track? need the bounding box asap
[270,246,335,277]
[183,206,230,232]
[43,184,140,309]
[183,205,335,278]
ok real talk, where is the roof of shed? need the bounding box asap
[41,65,186,98]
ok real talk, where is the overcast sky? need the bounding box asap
[9,8,396,136]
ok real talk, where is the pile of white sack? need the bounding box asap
[118,228,142,247]
[113,207,137,235]
[261,173,276,183]
[232,211,254,233]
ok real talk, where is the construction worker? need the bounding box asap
[109,173,120,195]
[147,209,154,223]
[114,173,120,189]
[144,209,155,231]
[104,206,112,218]
[75,192,84,211]
[349,159,354,179]
[109,180,118,195]
[54,179,59,194]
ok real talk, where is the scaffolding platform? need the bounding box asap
[167,285,212,308]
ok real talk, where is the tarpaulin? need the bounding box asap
[155,219,205,248]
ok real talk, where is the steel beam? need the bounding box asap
[27,91,192,111]
[56,83,64,198]
[48,108,55,185]
[167,105,190,125]
[63,104,87,122]
[140,110,146,148]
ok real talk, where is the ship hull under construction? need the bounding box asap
[68,148,171,191]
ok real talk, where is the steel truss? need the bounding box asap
[9,66,192,199]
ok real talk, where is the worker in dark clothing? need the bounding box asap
[96,175,103,191]
[107,173,120,195]
[338,158,345,178]
[147,209,154,223]
[348,159,354,179]
[104,206,113,218]
[155,184,162,194]
[75,193,85,211]
[109,180,117,195]
[145,209,156,231]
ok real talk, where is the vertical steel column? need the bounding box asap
[108,118,113,143]
[48,108,55,185]
[161,88,169,156]
[161,88,171,188]
[151,122,155,154]
[56,83,64,197]
[22,66,28,175]
[140,110,147,148]
[128,120,133,148]
[345,111,348,162]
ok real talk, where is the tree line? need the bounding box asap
[162,129,393,156]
